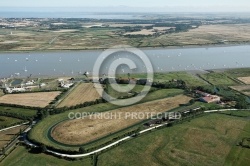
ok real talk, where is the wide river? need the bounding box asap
[0,45,250,78]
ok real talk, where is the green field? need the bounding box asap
[0,146,92,166]
[200,72,238,86]
[106,84,153,99]
[220,110,250,117]
[97,114,250,166]
[0,116,23,128]
[225,121,250,166]
[28,89,184,151]
[224,68,250,78]
[117,72,207,87]
[0,106,37,118]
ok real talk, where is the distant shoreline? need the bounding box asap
[0,43,250,54]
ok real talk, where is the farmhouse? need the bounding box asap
[200,95,221,103]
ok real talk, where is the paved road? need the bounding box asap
[0,122,29,132]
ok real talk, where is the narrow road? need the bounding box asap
[0,122,29,132]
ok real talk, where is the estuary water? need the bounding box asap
[0,45,250,78]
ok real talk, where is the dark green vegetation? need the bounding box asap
[0,106,37,120]
[0,146,92,166]
[97,113,250,166]
[0,106,37,129]
[0,116,23,128]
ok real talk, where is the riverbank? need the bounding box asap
[0,42,250,54]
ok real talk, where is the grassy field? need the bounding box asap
[0,106,37,118]
[97,113,249,166]
[0,116,23,128]
[200,72,238,86]
[117,72,207,87]
[57,83,102,108]
[224,68,250,78]
[154,72,207,87]
[0,125,28,149]
[28,89,184,151]
[0,92,61,108]
[224,121,250,166]
[51,95,191,145]
[0,146,92,166]
[105,84,154,99]
[219,110,250,117]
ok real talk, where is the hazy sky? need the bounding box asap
[0,0,249,7]
[0,0,249,12]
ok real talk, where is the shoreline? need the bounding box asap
[1,68,249,79]
[0,42,250,54]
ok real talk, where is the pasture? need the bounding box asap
[0,146,92,166]
[97,113,249,166]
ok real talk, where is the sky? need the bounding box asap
[0,0,249,12]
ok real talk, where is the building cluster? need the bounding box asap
[4,86,26,94]
[1,79,41,94]
[58,78,74,88]
[195,90,221,103]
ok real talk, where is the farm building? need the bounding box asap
[4,87,26,94]
[200,95,221,103]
